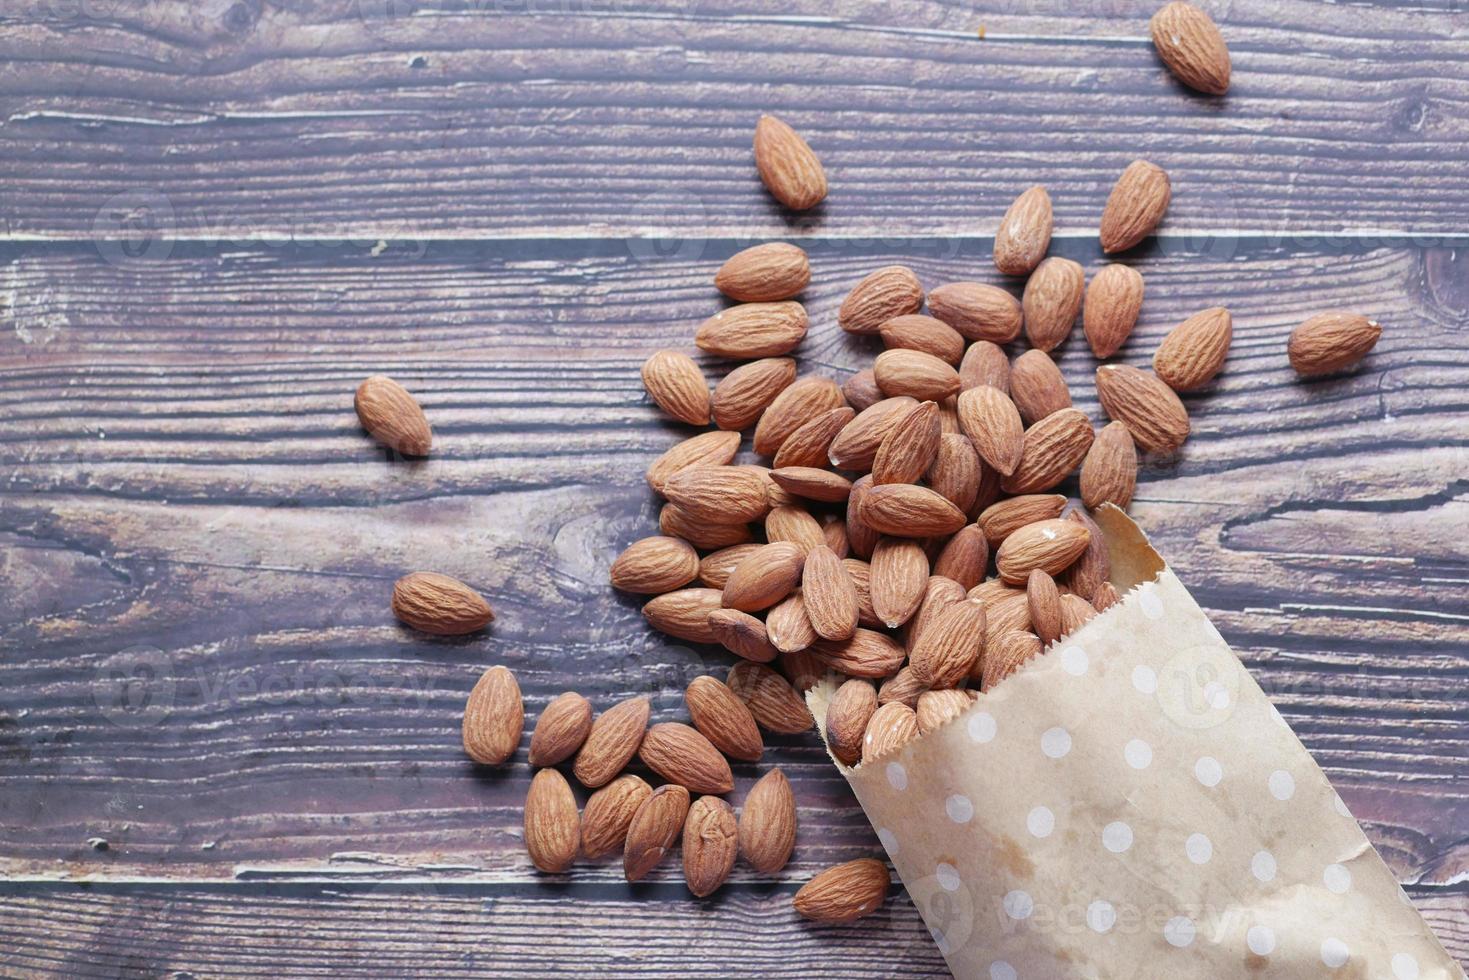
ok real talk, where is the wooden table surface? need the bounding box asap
[1,1,1466,976]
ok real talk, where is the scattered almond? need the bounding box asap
[908,598,986,688]
[933,525,989,591]
[773,407,856,469]
[695,301,809,358]
[683,796,738,897]
[462,665,523,765]
[928,281,1023,343]
[907,575,969,652]
[1009,349,1072,425]
[926,433,982,515]
[687,676,765,762]
[640,722,734,795]
[977,494,1068,546]
[842,368,885,411]
[662,466,770,523]
[393,571,494,636]
[860,484,968,537]
[738,769,798,873]
[995,518,1091,583]
[828,396,919,470]
[643,587,725,643]
[572,695,651,788]
[811,628,907,678]
[1150,1,1231,96]
[825,678,879,766]
[624,784,691,882]
[1154,306,1232,391]
[802,545,860,642]
[769,466,854,504]
[610,536,701,594]
[1096,363,1190,453]
[727,662,813,734]
[581,773,653,860]
[873,348,961,402]
[699,543,764,589]
[959,340,1011,392]
[956,385,1025,476]
[641,350,710,425]
[528,690,593,767]
[707,608,782,664]
[722,541,807,612]
[793,859,891,924]
[1100,160,1171,254]
[1288,312,1382,376]
[839,266,924,335]
[659,503,753,550]
[879,314,966,364]
[754,115,827,211]
[1022,257,1085,352]
[646,430,741,494]
[354,375,432,455]
[524,768,579,873]
[715,243,811,302]
[711,357,797,431]
[1063,508,1112,601]
[993,185,1053,276]
[765,593,818,654]
[1084,263,1145,358]
[1001,407,1095,494]
[872,400,942,485]
[1081,420,1138,509]
[1026,569,1063,646]
[753,375,847,456]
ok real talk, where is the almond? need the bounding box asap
[1095,363,1190,452]
[695,301,809,358]
[1150,1,1231,96]
[739,769,798,873]
[1061,592,1100,633]
[1022,257,1085,352]
[839,266,924,335]
[647,430,741,494]
[753,375,846,456]
[1154,306,1232,391]
[643,587,725,643]
[869,536,929,628]
[879,314,966,364]
[878,665,929,708]
[793,859,891,924]
[1009,349,1072,424]
[825,678,879,766]
[765,594,818,654]
[641,350,710,425]
[873,348,961,401]
[1081,420,1138,509]
[842,558,884,628]
[1001,407,1095,494]
[927,433,981,514]
[393,572,494,636]
[773,407,856,469]
[810,628,907,679]
[1026,569,1063,646]
[977,493,1068,546]
[663,465,770,523]
[956,384,1025,476]
[524,768,579,873]
[528,690,593,767]
[842,368,884,411]
[354,375,432,455]
[959,340,1011,392]
[828,396,919,470]
[1288,311,1382,376]
[639,722,734,795]
[969,576,1020,607]
[1100,160,1171,254]
[1084,263,1146,358]
[981,629,1043,692]
[821,514,850,558]
[699,543,764,589]
[573,695,651,788]
[928,281,1023,343]
[1093,581,1121,612]
[845,475,880,560]
[722,542,807,612]
[581,773,653,859]
[993,185,1053,276]
[769,466,854,504]
[861,484,967,538]
[624,784,691,882]
[908,598,986,688]
[802,545,860,642]
[916,689,973,734]
[872,400,942,485]
[659,503,753,550]
[863,702,919,761]
[609,536,700,594]
[981,592,1033,659]
[727,662,813,734]
[933,524,989,591]
[754,114,827,211]
[686,676,764,762]
[462,665,523,764]
[683,796,738,897]
[710,357,797,430]
[996,518,1091,584]
[764,505,825,553]
[906,575,969,652]
[1063,508,1112,602]
[715,242,811,302]
[707,608,782,664]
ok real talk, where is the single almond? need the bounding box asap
[1022,257,1085,352]
[1093,581,1121,612]
[715,242,811,302]
[1100,160,1171,254]
[1288,312,1382,376]
[959,340,1011,393]
[753,375,846,456]
[1084,263,1145,358]
[956,385,1025,476]
[926,433,981,514]
[695,301,808,358]
[686,676,764,762]
[879,314,966,364]
[707,608,782,664]
[916,689,973,734]
[773,407,856,469]
[462,665,523,764]
[641,350,710,425]
[863,702,919,761]
[908,598,986,688]
[981,629,1043,692]
[573,695,651,788]
[1154,306,1232,391]
[765,593,818,654]
[1096,364,1190,452]
[1061,592,1100,633]
[659,503,753,551]
[393,571,494,636]
[722,542,807,612]
[355,375,432,455]
[869,536,930,628]
[793,859,891,924]
[845,475,880,560]
[1150,1,1231,96]
[878,665,929,708]
[842,368,885,411]
[639,722,734,795]
[825,678,878,766]
[754,114,826,210]
[828,396,919,470]
[933,524,989,591]
[610,535,701,594]
[727,662,813,734]
[581,773,653,859]
[699,543,764,589]
[802,545,859,642]
[1001,407,1095,494]
[524,768,578,873]
[906,575,969,652]
[977,493,1068,547]
[1009,349,1072,425]
[1063,508,1112,602]
[1026,569,1063,646]
[764,505,825,553]
[663,465,770,523]
[624,784,691,882]
[528,690,593,767]
[839,266,924,335]
[683,796,738,897]
[811,628,907,678]
[872,400,942,485]
[994,185,1053,276]
[996,518,1091,584]
[711,357,797,431]
[647,430,741,494]
[738,769,798,873]
[873,349,961,402]
[770,466,854,504]
[842,558,884,628]
[1081,420,1138,509]
[643,587,725,643]
[861,484,967,538]
[928,282,1023,343]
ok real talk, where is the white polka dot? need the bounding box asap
[1333,794,1351,818]
[1194,756,1223,787]
[1186,833,1213,865]
[1391,953,1420,980]
[1268,770,1295,800]
[1246,925,1275,956]
[1323,863,1351,894]
[1203,681,1230,710]
[1061,646,1089,675]
[1027,806,1055,838]
[946,794,975,824]
[935,862,961,892]
[1086,900,1116,934]
[1320,938,1350,969]
[1102,821,1133,853]
[968,711,996,743]
[886,762,908,791]
[1003,890,1034,920]
[1251,850,1277,882]
[1163,916,1195,948]
[1041,727,1071,759]
[1132,665,1157,694]
[1138,583,1164,619]
[989,963,1017,980]
[930,926,951,956]
[1124,739,1152,769]
[876,827,899,855]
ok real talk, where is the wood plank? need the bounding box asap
[0,1,1467,237]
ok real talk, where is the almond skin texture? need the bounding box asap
[959,340,1011,393]
[1022,257,1085,352]
[764,505,825,553]
[609,536,700,595]
[769,467,854,504]
[780,648,828,692]
[528,691,593,767]
[996,518,1092,584]
[860,484,968,538]
[1064,508,1112,602]
[1093,581,1122,612]
[810,628,907,679]
[828,396,919,471]
[956,384,1025,476]
[573,696,651,789]
[659,504,752,551]
[928,281,1024,343]
[765,593,818,654]
[711,357,797,431]
[907,576,969,652]
[773,407,856,470]
[715,243,811,302]
[524,768,579,873]
[686,676,764,762]
[355,375,432,455]
[695,301,808,358]
[869,536,930,628]
[994,185,1053,276]
[879,314,966,364]
[739,769,798,873]
[933,524,989,591]
[462,665,523,765]
[839,266,924,335]
[707,608,782,664]
[1100,160,1171,254]
[981,592,1033,662]
[581,773,653,860]
[728,662,813,734]
[754,375,846,456]
[1081,420,1138,510]
[878,666,929,709]
[624,784,691,882]
[647,430,741,494]
[393,572,494,636]
[916,689,973,735]
[908,598,986,688]
[641,350,710,425]
[643,587,725,643]
[722,542,807,612]
[825,678,879,766]
[1084,263,1145,358]
[842,368,884,411]
[843,559,884,628]
[663,466,770,524]
[1288,312,1383,376]
[754,115,826,211]
[1001,407,1095,494]
[1154,306,1233,391]
[683,796,738,897]
[1061,592,1100,633]
[1009,349,1072,424]
[802,545,860,642]
[977,493,1068,547]
[1096,364,1191,453]
[702,544,768,589]
[982,629,1044,692]
[872,400,942,485]
[1151,1,1231,96]
[1027,569,1063,646]
[794,859,891,924]
[863,702,920,761]
[927,433,982,515]
[845,476,880,560]
[873,349,961,402]
[639,723,734,795]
